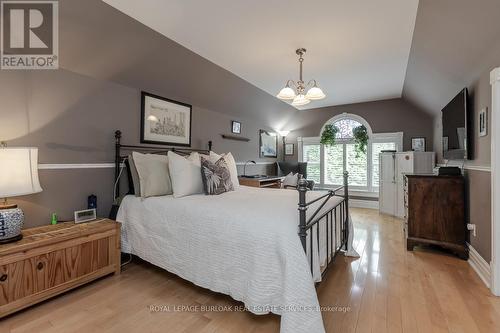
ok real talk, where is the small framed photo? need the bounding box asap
[231,121,241,134]
[411,137,426,152]
[285,143,294,156]
[479,108,488,137]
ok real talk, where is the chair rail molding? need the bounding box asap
[490,67,500,295]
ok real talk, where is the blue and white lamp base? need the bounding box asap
[0,205,24,244]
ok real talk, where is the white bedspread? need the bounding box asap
[117,186,345,333]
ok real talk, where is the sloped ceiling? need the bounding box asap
[57,0,296,129]
[102,0,419,110]
[62,0,500,120]
[403,0,500,115]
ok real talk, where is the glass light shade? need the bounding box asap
[277,86,296,100]
[305,86,326,100]
[0,148,42,198]
[291,94,311,107]
[277,130,290,137]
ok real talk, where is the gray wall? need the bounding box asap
[466,169,491,262]
[0,0,295,228]
[1,69,280,228]
[282,98,434,160]
[407,0,496,263]
[403,0,500,115]
[432,67,493,262]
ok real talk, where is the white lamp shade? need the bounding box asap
[305,86,326,100]
[0,148,42,198]
[277,86,296,100]
[291,94,311,106]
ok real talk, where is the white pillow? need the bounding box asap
[132,152,172,198]
[168,151,204,198]
[281,172,299,188]
[209,151,239,189]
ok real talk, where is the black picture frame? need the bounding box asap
[140,91,192,147]
[231,121,241,134]
[285,143,295,156]
[411,137,426,152]
[259,129,278,158]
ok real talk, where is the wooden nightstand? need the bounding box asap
[0,218,121,318]
[238,176,284,188]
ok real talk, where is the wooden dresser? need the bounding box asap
[238,176,283,188]
[404,175,467,259]
[0,218,121,318]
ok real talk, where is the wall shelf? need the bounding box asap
[221,134,250,142]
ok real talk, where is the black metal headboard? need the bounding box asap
[114,130,212,200]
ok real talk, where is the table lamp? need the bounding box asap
[0,147,42,243]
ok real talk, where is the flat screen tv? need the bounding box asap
[441,88,470,160]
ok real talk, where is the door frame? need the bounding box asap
[490,67,500,295]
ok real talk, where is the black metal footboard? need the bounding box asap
[298,171,349,278]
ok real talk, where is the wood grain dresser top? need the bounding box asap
[0,218,120,256]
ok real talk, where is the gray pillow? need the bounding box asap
[200,157,234,195]
[132,151,172,198]
[128,154,141,197]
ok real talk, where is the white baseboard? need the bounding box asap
[349,199,378,210]
[467,243,491,288]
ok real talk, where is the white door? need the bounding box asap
[379,153,397,215]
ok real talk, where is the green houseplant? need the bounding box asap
[352,125,368,158]
[320,124,339,146]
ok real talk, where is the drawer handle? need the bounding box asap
[37,262,44,270]
[0,274,7,282]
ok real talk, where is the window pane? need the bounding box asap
[303,144,320,183]
[332,118,363,140]
[306,163,320,183]
[372,142,397,187]
[324,145,344,185]
[346,143,367,187]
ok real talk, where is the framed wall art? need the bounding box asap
[259,130,278,158]
[141,91,192,146]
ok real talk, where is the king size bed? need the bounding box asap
[113,130,354,333]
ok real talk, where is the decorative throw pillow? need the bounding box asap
[168,151,204,198]
[209,151,240,189]
[200,157,234,195]
[132,152,172,198]
[281,172,299,188]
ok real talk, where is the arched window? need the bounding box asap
[299,113,402,192]
[334,118,363,140]
[321,113,373,141]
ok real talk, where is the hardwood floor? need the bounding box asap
[1,208,499,333]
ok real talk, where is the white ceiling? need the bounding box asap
[103,0,419,110]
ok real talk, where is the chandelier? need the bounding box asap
[276,48,326,107]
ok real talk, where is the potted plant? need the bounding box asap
[320,124,339,146]
[352,125,368,158]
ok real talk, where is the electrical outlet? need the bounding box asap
[467,223,476,237]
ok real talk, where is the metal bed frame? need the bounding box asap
[113,130,349,279]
